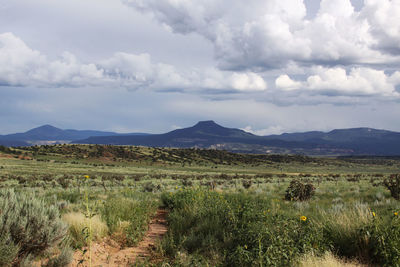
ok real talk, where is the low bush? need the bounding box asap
[143,182,160,192]
[383,174,400,200]
[0,236,18,266]
[0,189,71,266]
[161,189,325,266]
[366,214,400,266]
[161,189,400,267]
[285,179,315,201]
[242,180,252,189]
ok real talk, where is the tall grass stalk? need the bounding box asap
[84,175,92,267]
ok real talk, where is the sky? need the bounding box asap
[1,0,400,135]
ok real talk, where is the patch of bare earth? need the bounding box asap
[70,209,168,267]
[0,153,14,158]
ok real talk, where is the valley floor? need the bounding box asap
[1,145,399,266]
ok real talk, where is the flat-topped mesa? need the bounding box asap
[187,120,253,138]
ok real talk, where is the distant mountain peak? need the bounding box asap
[194,120,220,127]
[26,124,62,134]
[179,120,254,138]
[191,120,230,133]
[40,124,56,128]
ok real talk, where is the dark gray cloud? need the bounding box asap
[1,0,400,135]
[0,0,213,67]
[2,85,400,136]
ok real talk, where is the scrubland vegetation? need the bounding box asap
[0,144,400,266]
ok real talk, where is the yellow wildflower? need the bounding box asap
[300,215,307,222]
[372,212,376,217]
[84,175,90,179]
[395,212,398,216]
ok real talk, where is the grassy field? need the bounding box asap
[0,144,400,266]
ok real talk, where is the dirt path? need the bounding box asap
[70,209,168,267]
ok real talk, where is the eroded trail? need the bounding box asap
[70,209,168,267]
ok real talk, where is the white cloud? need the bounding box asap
[275,74,302,91]
[0,32,103,87]
[230,73,267,91]
[275,67,400,97]
[361,0,400,54]
[99,52,190,90]
[242,125,284,135]
[0,32,267,92]
[389,71,400,85]
[2,32,398,104]
[124,0,400,70]
[319,0,354,18]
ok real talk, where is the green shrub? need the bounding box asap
[0,235,18,266]
[367,215,400,266]
[143,182,160,192]
[285,179,315,201]
[383,174,400,200]
[0,189,70,266]
[51,190,81,204]
[161,189,325,267]
[242,180,252,189]
[42,247,74,267]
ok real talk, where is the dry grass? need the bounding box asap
[319,202,373,230]
[111,220,131,246]
[62,212,108,247]
[299,252,364,267]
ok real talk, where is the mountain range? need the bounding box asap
[1,121,400,156]
[0,125,148,146]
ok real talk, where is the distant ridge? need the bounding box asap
[0,125,149,146]
[2,122,400,156]
[73,121,400,156]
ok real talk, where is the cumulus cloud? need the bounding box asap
[0,32,267,92]
[99,52,190,90]
[389,71,400,85]
[124,0,400,70]
[275,67,400,97]
[0,32,104,87]
[275,75,302,91]
[361,0,400,54]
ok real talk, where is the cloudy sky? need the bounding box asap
[1,0,400,135]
